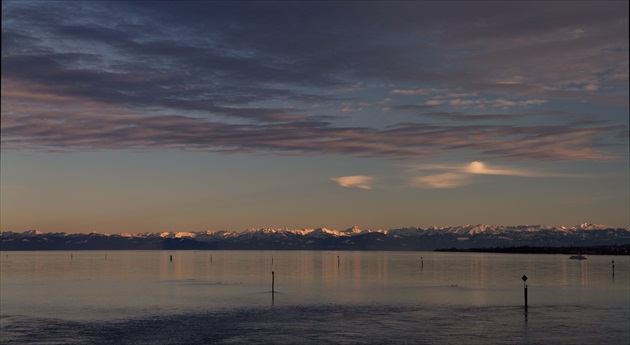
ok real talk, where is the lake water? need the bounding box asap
[1,250,628,344]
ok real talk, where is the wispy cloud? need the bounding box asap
[407,161,563,189]
[466,161,540,176]
[447,98,548,108]
[331,176,376,190]
[410,172,472,189]
[2,94,624,162]
[390,88,449,96]
[392,88,548,109]
[333,161,563,190]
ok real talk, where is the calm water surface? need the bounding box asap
[1,250,628,344]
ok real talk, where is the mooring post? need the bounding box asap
[612,260,615,278]
[421,256,424,270]
[522,275,528,310]
[170,255,173,262]
[272,270,275,293]
[337,255,340,268]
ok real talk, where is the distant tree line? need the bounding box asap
[435,244,630,255]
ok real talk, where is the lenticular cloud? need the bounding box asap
[331,176,375,190]
[405,161,556,189]
[467,161,543,177]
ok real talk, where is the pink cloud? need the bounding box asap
[331,176,376,190]
[410,172,471,189]
[406,160,569,189]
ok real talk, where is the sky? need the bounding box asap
[1,1,628,234]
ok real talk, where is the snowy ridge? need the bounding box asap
[2,224,629,251]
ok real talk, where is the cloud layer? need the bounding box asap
[1,1,628,163]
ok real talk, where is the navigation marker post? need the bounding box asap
[271,270,276,303]
[522,275,528,310]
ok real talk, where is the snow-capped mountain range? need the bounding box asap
[2,223,629,251]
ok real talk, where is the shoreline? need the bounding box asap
[434,244,630,255]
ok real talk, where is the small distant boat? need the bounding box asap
[569,254,587,260]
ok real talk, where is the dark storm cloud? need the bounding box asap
[1,1,628,161]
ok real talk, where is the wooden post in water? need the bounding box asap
[612,260,615,278]
[522,275,528,310]
[170,255,173,262]
[421,256,424,270]
[272,271,275,293]
[337,255,340,268]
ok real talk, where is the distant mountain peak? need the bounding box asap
[344,226,363,233]
[576,223,610,230]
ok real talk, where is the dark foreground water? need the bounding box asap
[1,251,628,344]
